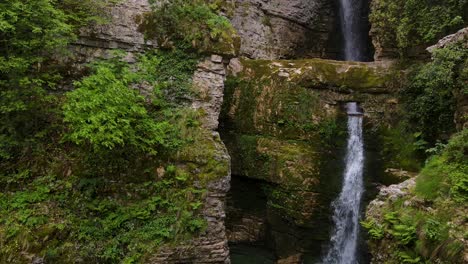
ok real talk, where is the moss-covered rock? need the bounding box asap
[225,135,321,189]
[221,58,414,228]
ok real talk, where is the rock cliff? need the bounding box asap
[230,0,339,59]
[220,58,404,261]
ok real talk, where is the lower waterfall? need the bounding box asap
[323,102,365,264]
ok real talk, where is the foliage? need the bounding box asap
[402,43,467,146]
[0,166,206,263]
[369,0,467,55]
[62,53,180,155]
[140,0,237,52]
[361,220,385,239]
[0,45,218,262]
[0,1,218,259]
[364,130,467,263]
[145,49,199,103]
[0,0,109,170]
[416,130,468,202]
[380,124,422,171]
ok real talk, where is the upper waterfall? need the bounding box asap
[339,0,368,61]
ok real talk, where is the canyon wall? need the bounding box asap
[230,0,339,59]
[220,58,404,261]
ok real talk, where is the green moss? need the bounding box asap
[227,135,322,189]
[239,59,393,92]
[172,110,229,182]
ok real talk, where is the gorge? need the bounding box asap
[0,0,467,264]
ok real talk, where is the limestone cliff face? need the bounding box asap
[72,1,232,263]
[76,0,156,51]
[230,0,339,59]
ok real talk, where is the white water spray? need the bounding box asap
[323,102,364,264]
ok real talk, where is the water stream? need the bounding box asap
[339,0,367,61]
[323,102,364,264]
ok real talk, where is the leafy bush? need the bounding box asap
[416,130,468,202]
[0,166,207,263]
[0,0,109,169]
[370,0,467,55]
[380,124,422,171]
[402,43,467,146]
[361,220,385,240]
[63,53,179,155]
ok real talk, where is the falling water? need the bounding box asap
[339,0,366,61]
[323,102,364,264]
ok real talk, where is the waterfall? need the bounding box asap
[339,0,366,61]
[323,102,364,264]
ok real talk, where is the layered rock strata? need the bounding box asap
[230,0,339,59]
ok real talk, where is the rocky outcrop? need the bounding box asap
[151,173,232,263]
[151,55,232,263]
[230,0,339,59]
[192,55,229,131]
[426,27,468,53]
[76,0,156,51]
[364,178,417,263]
[365,173,468,263]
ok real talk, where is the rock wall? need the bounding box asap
[230,0,339,59]
[220,58,403,262]
[76,0,156,51]
[70,0,233,263]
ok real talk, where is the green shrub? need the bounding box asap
[416,130,468,202]
[402,43,467,146]
[361,220,385,240]
[0,0,109,171]
[62,53,179,155]
[370,0,467,55]
[380,124,421,171]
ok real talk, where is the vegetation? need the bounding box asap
[63,55,176,155]
[363,37,467,263]
[363,122,467,263]
[0,0,235,262]
[369,0,467,55]
[138,0,238,53]
[363,129,467,264]
[402,42,467,146]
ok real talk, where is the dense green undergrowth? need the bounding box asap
[0,1,234,262]
[0,48,216,262]
[370,0,467,56]
[379,41,468,172]
[363,129,467,263]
